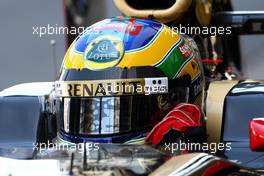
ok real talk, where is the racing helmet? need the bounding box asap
[55,17,204,143]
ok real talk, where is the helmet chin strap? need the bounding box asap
[113,0,192,23]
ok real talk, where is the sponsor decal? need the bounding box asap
[84,35,124,70]
[124,18,143,36]
[93,18,143,36]
[179,42,192,59]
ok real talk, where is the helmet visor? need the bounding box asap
[62,95,161,136]
[57,76,191,137]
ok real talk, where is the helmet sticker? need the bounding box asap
[179,42,192,60]
[84,35,124,70]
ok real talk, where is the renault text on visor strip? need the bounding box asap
[55,77,168,97]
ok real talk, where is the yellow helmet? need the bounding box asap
[56,17,204,143]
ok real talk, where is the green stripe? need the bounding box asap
[172,52,194,79]
[157,41,186,79]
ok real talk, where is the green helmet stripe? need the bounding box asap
[157,39,188,79]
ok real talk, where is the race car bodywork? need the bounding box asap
[0,80,263,175]
[0,142,261,176]
[207,80,264,169]
[1,0,264,173]
[0,82,56,149]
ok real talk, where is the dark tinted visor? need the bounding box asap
[62,95,161,136]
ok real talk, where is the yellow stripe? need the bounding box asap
[64,41,85,69]
[117,26,180,67]
[178,59,201,80]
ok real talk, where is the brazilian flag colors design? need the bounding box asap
[63,17,201,81]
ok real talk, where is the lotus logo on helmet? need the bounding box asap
[84,35,124,70]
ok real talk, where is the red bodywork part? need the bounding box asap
[202,161,235,176]
[249,118,264,151]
